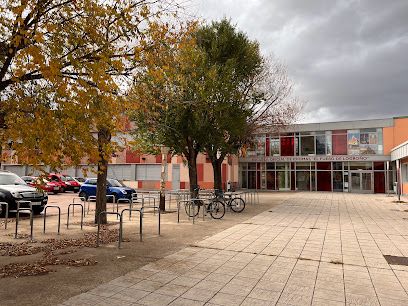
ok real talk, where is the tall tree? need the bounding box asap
[0,0,182,223]
[130,22,208,197]
[195,20,299,191]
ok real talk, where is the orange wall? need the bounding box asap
[384,118,408,154]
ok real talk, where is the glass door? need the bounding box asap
[350,171,373,193]
[277,163,290,190]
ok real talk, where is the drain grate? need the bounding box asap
[383,255,408,266]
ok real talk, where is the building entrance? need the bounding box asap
[350,171,373,193]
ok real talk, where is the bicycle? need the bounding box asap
[184,188,225,219]
[215,189,245,213]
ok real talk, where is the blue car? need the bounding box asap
[79,178,135,202]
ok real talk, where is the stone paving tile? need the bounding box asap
[62,193,408,306]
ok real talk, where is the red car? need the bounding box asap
[48,173,80,193]
[48,173,68,193]
[21,176,61,194]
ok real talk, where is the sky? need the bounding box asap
[187,0,408,123]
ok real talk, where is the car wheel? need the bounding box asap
[53,191,59,194]
[60,187,65,193]
[0,203,7,218]
[79,191,88,200]
[32,206,44,215]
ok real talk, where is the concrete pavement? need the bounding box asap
[62,192,408,306]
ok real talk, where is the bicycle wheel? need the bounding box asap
[230,197,245,213]
[209,199,225,219]
[184,200,201,217]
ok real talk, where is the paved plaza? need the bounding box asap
[62,193,408,306]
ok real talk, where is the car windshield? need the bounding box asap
[0,173,27,185]
[108,179,123,187]
[64,175,75,181]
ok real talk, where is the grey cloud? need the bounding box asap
[189,0,408,122]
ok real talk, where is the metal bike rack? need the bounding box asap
[15,207,33,240]
[72,197,86,216]
[87,196,96,214]
[67,203,84,229]
[141,195,157,214]
[151,205,161,235]
[106,195,117,214]
[43,205,61,234]
[96,211,122,248]
[0,202,8,229]
[177,199,200,224]
[120,208,143,242]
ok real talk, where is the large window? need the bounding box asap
[280,134,294,156]
[316,134,326,155]
[301,135,315,155]
[270,137,280,156]
[255,135,265,156]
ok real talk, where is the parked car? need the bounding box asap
[48,174,68,192]
[21,176,60,194]
[0,171,48,216]
[60,174,81,193]
[79,178,135,201]
[47,173,80,193]
[73,177,86,185]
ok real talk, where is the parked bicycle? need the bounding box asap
[184,187,225,219]
[216,190,246,213]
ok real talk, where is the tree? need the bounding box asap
[195,20,299,191]
[130,22,209,198]
[0,0,182,223]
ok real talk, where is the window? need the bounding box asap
[349,162,372,170]
[280,135,294,156]
[87,179,97,185]
[301,135,315,155]
[316,135,326,155]
[296,162,310,170]
[255,135,265,156]
[403,164,408,183]
[326,131,332,155]
[270,138,280,156]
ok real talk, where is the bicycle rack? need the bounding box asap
[67,203,84,229]
[15,207,33,240]
[96,211,122,248]
[43,205,61,234]
[151,205,161,235]
[141,195,157,214]
[0,202,8,229]
[72,197,86,216]
[120,208,143,242]
[177,199,200,224]
[106,195,117,213]
[87,196,96,214]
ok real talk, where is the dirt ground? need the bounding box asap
[0,192,291,306]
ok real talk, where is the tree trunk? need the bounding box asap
[95,127,111,224]
[185,139,199,198]
[212,158,223,191]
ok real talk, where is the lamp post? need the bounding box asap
[160,145,170,211]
